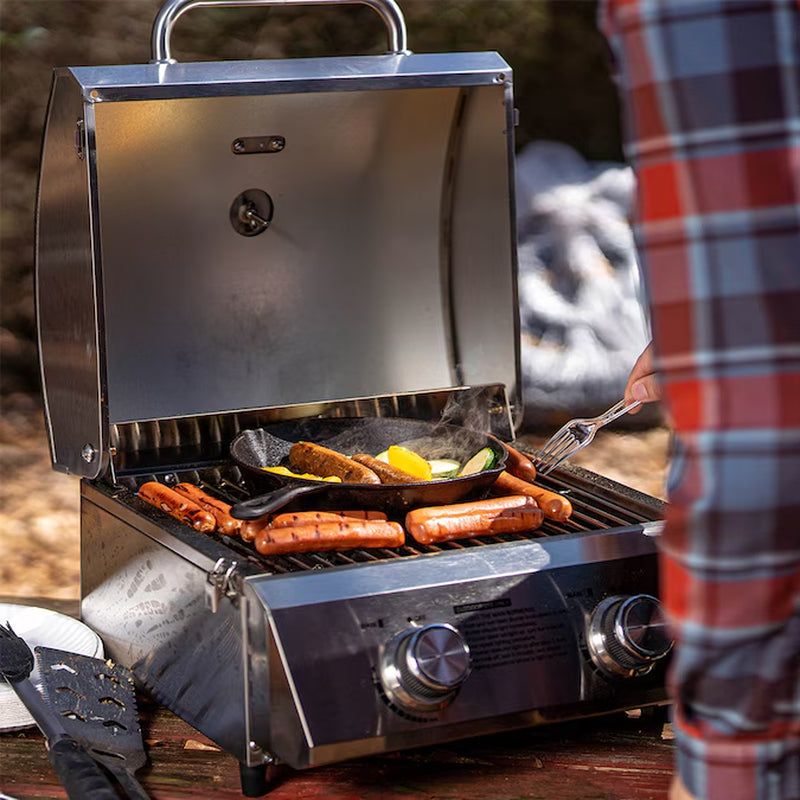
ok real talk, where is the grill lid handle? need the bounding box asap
[150,0,409,63]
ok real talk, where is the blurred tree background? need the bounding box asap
[0,0,621,400]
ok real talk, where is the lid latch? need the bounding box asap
[206,558,241,612]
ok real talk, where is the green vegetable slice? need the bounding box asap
[458,447,496,476]
[428,458,461,480]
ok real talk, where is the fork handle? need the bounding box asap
[600,398,641,425]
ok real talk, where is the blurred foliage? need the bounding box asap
[0,0,621,396]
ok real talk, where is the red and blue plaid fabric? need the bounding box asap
[600,1,800,798]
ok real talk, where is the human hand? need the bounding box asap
[623,341,660,413]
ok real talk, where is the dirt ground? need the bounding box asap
[0,396,670,601]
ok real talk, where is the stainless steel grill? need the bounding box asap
[35,1,670,796]
[79,457,668,790]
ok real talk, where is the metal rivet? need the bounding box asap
[81,443,96,462]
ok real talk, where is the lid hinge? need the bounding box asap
[205,558,241,613]
[75,118,85,160]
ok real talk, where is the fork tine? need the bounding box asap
[532,397,643,476]
[538,431,575,464]
[536,439,576,476]
[534,429,579,476]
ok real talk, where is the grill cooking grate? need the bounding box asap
[117,459,662,575]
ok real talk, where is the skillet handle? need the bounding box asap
[230,483,330,519]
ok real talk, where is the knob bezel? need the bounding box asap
[587,594,672,678]
[379,623,471,713]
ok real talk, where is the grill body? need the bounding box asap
[79,449,667,771]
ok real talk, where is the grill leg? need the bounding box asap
[238,761,276,797]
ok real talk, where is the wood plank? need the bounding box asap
[1,700,673,800]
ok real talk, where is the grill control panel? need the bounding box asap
[256,540,670,760]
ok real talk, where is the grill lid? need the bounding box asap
[35,0,521,478]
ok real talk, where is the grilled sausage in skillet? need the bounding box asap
[138,481,217,533]
[289,441,381,484]
[351,453,418,484]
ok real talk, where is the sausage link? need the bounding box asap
[270,510,388,527]
[254,520,405,555]
[173,483,241,536]
[503,442,537,482]
[240,518,269,542]
[406,494,539,524]
[289,441,381,484]
[405,495,542,544]
[406,505,544,545]
[490,471,573,522]
[351,453,418,484]
[138,481,216,533]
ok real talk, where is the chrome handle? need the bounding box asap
[150,0,409,63]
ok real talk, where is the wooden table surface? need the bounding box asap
[0,598,675,800]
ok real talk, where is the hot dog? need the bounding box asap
[270,510,388,527]
[490,471,573,522]
[243,510,389,543]
[254,519,405,556]
[172,483,241,536]
[138,481,216,533]
[240,518,268,543]
[405,495,544,544]
[407,494,539,521]
[351,453,418,484]
[289,441,381,484]
[502,442,537,482]
[407,508,544,544]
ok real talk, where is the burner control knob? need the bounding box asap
[587,594,673,678]
[380,623,471,712]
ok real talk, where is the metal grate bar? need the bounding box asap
[121,461,658,574]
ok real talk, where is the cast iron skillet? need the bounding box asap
[229,416,508,519]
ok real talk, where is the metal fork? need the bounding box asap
[533,397,642,477]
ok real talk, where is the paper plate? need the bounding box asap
[0,603,104,732]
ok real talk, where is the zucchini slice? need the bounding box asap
[458,447,496,476]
